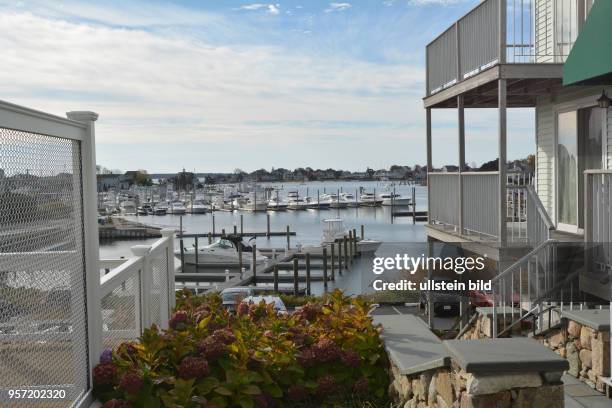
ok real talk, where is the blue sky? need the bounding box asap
[0,0,534,172]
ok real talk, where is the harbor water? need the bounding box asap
[100,181,429,296]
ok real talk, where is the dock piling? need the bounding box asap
[252,244,257,284]
[179,239,185,271]
[273,265,279,293]
[238,245,243,272]
[293,258,299,296]
[337,241,343,275]
[195,236,199,267]
[330,243,336,280]
[412,186,416,225]
[208,232,212,245]
[305,252,311,295]
[343,236,349,268]
[266,214,271,238]
[286,225,290,251]
[360,224,364,240]
[240,214,244,234]
[233,225,237,235]
[322,247,328,291]
[352,228,358,255]
[212,214,216,235]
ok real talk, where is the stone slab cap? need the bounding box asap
[443,338,569,374]
[561,309,610,331]
[476,306,522,317]
[373,314,450,375]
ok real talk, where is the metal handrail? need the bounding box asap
[526,185,554,230]
[490,239,557,285]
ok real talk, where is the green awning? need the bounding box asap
[563,0,612,86]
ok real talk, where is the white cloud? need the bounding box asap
[239,3,280,15]
[267,4,280,15]
[0,10,423,156]
[325,2,351,13]
[240,3,267,11]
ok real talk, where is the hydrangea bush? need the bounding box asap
[93,289,389,408]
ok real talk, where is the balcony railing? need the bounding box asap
[428,171,550,245]
[426,0,579,96]
[584,170,612,271]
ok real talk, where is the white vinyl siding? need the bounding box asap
[536,102,555,219]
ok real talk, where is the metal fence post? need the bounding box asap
[131,245,153,331]
[67,111,101,379]
[161,229,176,313]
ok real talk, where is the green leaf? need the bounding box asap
[241,385,261,395]
[237,395,254,408]
[214,386,233,396]
[196,377,220,395]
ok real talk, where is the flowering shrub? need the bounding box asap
[93,289,388,407]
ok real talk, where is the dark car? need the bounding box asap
[419,277,461,316]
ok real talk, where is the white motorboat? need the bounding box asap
[176,237,268,266]
[379,193,411,206]
[187,199,208,214]
[359,192,379,207]
[340,192,360,207]
[119,200,137,215]
[169,201,186,215]
[324,193,347,209]
[356,239,382,253]
[267,197,288,211]
[305,196,329,209]
[153,203,167,215]
[242,192,267,212]
[286,191,308,210]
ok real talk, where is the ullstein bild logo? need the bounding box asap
[371,254,486,275]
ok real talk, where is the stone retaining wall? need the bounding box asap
[460,312,529,340]
[537,319,610,392]
[389,360,564,408]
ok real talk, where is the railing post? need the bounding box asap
[498,78,508,246]
[131,245,153,331]
[458,94,465,234]
[161,229,176,320]
[499,0,507,64]
[426,108,432,224]
[67,111,101,376]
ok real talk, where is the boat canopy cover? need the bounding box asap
[563,0,612,86]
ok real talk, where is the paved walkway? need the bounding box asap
[564,374,612,408]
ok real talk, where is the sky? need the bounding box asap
[0,0,535,173]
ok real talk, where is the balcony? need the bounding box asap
[424,0,589,108]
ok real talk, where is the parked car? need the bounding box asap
[220,287,255,311]
[419,277,461,316]
[241,296,287,314]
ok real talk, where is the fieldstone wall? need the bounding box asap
[388,360,564,408]
[537,319,610,392]
[460,312,529,339]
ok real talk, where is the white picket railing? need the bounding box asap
[99,230,176,349]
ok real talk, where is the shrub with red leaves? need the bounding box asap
[169,310,190,330]
[119,371,143,395]
[313,338,342,363]
[287,384,309,401]
[296,347,317,368]
[178,356,210,379]
[353,377,369,395]
[316,375,338,395]
[102,399,132,408]
[93,363,117,386]
[236,302,250,316]
[341,349,361,368]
